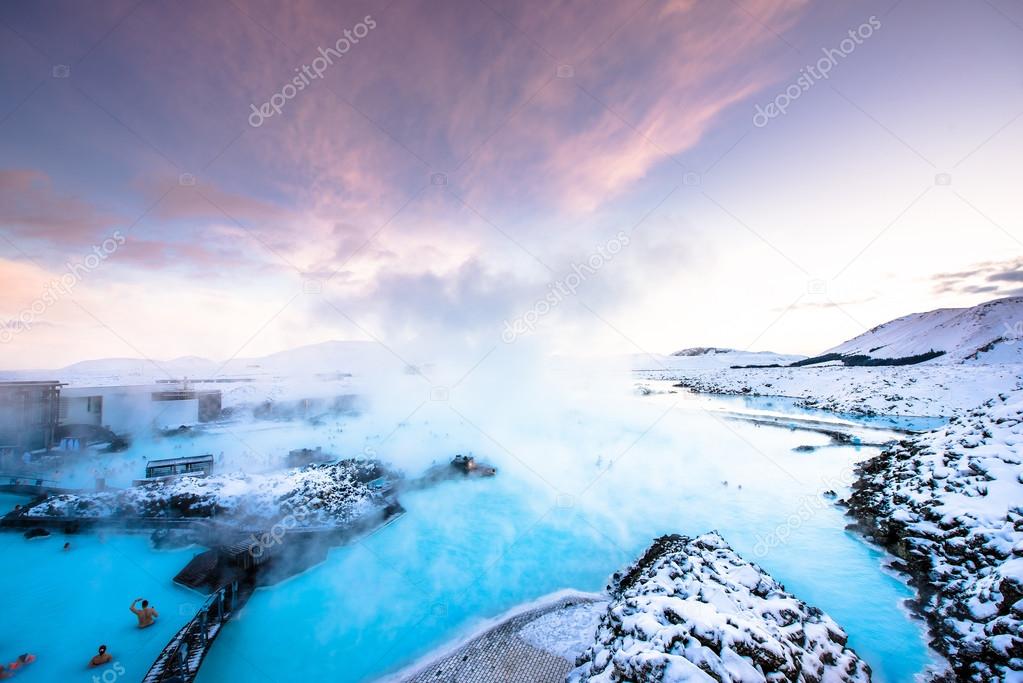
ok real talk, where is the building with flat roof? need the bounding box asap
[60,385,223,434]
[0,381,63,455]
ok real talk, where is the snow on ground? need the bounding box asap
[21,459,388,527]
[632,296,1023,418]
[641,363,1023,418]
[846,389,1023,682]
[517,599,608,661]
[568,532,871,683]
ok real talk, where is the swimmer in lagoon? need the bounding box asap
[130,598,158,628]
[89,645,112,667]
[7,654,35,671]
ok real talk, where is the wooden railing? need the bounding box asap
[142,580,245,683]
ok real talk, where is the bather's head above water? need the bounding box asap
[452,455,496,477]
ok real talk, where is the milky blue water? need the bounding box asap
[0,500,198,682]
[0,389,936,682]
[701,392,949,432]
[195,391,933,683]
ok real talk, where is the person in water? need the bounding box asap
[7,654,35,672]
[130,598,158,628]
[89,645,112,667]
[63,542,71,551]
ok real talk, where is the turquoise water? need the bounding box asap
[1,390,936,682]
[703,392,949,432]
[0,522,198,682]
[193,399,933,683]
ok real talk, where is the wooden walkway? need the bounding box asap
[142,580,251,683]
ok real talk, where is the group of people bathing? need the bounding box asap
[86,598,160,668]
[1,597,158,677]
[87,598,160,666]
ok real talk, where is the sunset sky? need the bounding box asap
[1,0,1021,369]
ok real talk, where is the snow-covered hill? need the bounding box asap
[0,340,408,387]
[646,298,1023,417]
[824,297,1023,365]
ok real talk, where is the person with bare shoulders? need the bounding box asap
[130,598,158,628]
[6,654,35,673]
[89,645,112,667]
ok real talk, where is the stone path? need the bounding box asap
[401,595,601,683]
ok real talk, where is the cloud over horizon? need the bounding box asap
[1,0,1021,368]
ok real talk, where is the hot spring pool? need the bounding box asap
[0,515,198,682]
[1,388,937,682]
[197,396,933,682]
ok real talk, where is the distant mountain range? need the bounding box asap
[6,298,1020,384]
[671,347,746,357]
[0,340,410,386]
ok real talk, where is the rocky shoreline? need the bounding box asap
[649,363,1023,418]
[844,391,1023,681]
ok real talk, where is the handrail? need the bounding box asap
[142,581,240,683]
[0,473,59,486]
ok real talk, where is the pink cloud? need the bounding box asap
[455,0,810,212]
[0,168,120,242]
[146,177,289,225]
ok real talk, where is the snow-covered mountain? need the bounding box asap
[0,340,409,386]
[824,296,1023,364]
[671,346,740,357]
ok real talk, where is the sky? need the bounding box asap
[0,0,1021,370]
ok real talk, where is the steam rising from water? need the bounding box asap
[20,343,934,681]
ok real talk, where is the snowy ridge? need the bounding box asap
[846,390,1023,682]
[824,297,1023,364]
[568,532,871,683]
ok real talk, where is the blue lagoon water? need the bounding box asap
[197,390,934,682]
[1,387,936,682]
[0,520,197,682]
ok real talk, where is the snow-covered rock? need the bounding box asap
[22,459,390,528]
[568,532,871,683]
[846,390,1023,681]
